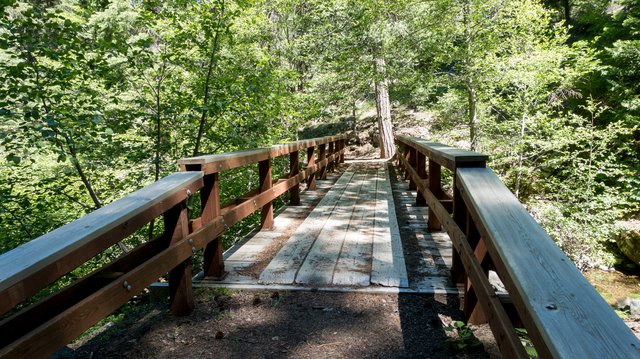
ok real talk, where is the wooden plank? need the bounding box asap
[165,203,194,316]
[295,171,366,286]
[457,168,640,359]
[202,172,224,278]
[259,167,356,284]
[178,135,346,174]
[371,164,408,288]
[259,159,274,229]
[428,159,443,230]
[0,172,203,315]
[306,146,317,190]
[0,234,167,348]
[318,144,327,180]
[395,135,487,171]
[399,155,527,358]
[0,219,207,359]
[332,166,377,286]
[289,151,301,205]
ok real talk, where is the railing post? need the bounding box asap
[289,151,300,205]
[403,144,411,180]
[318,143,327,180]
[416,151,427,206]
[427,159,442,231]
[165,202,194,316]
[339,139,345,163]
[328,141,335,172]
[451,172,467,284]
[307,146,317,190]
[259,158,274,229]
[408,147,417,190]
[463,213,488,324]
[202,173,225,279]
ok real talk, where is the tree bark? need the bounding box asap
[467,82,478,151]
[562,0,570,24]
[463,0,478,151]
[374,56,395,159]
[193,0,225,157]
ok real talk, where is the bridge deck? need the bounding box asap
[195,161,456,294]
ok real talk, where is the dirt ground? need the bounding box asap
[69,289,499,359]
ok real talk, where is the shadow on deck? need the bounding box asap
[154,160,458,295]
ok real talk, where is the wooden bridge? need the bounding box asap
[1,134,638,358]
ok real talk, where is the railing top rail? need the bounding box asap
[396,135,488,170]
[178,135,345,173]
[457,167,640,358]
[0,171,203,312]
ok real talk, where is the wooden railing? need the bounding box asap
[395,135,640,358]
[0,135,345,359]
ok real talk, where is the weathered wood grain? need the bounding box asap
[0,172,203,315]
[332,166,377,286]
[398,153,527,357]
[178,135,346,174]
[295,171,365,286]
[371,164,408,288]
[259,167,355,284]
[396,135,487,171]
[457,168,640,359]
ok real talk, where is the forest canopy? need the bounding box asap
[0,0,638,269]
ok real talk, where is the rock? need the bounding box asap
[214,331,225,339]
[616,297,640,316]
[615,222,640,265]
[630,299,640,316]
[489,270,507,293]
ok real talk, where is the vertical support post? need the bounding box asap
[328,142,335,172]
[427,159,442,231]
[318,143,327,180]
[259,159,274,229]
[416,151,427,206]
[451,172,466,284]
[306,146,316,190]
[289,151,300,205]
[463,213,487,324]
[339,139,345,163]
[165,202,194,316]
[202,173,224,279]
[408,147,417,190]
[403,145,411,180]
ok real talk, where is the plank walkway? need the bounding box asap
[194,160,457,294]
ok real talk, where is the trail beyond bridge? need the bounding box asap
[0,135,638,358]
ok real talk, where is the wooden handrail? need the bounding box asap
[0,172,204,316]
[0,134,346,359]
[395,135,640,358]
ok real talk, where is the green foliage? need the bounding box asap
[443,321,483,351]
[0,0,638,305]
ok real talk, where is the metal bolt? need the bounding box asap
[123,281,132,291]
[186,189,192,197]
[253,200,257,206]
[192,246,197,253]
[546,303,558,310]
[188,239,193,246]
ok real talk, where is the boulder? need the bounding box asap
[615,221,640,265]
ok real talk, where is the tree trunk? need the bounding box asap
[374,56,395,159]
[562,0,570,24]
[467,82,478,151]
[514,113,526,199]
[463,0,478,151]
[193,0,225,157]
